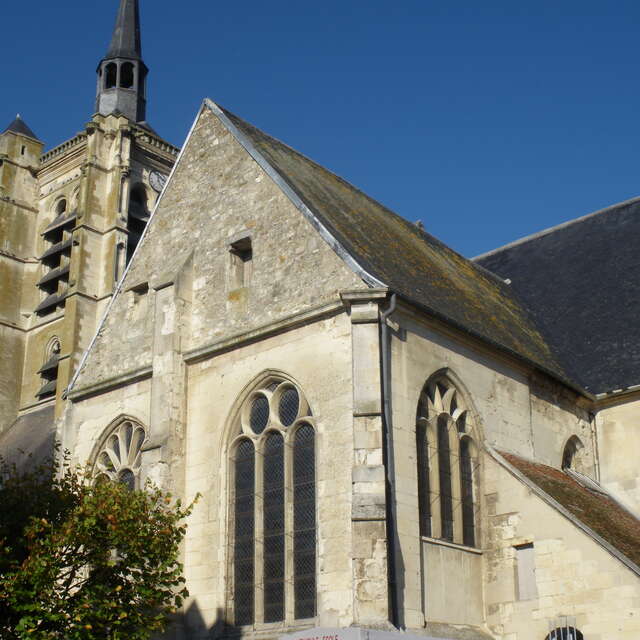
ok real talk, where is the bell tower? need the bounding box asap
[0,0,178,456]
[95,0,148,124]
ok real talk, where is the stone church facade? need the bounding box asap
[2,3,640,640]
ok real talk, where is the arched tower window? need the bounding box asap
[36,337,61,400]
[126,184,149,264]
[416,375,480,547]
[105,62,117,89]
[229,376,317,626]
[120,62,134,89]
[93,419,146,490]
[562,435,586,473]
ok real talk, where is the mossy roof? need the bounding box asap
[217,103,572,387]
[502,451,640,569]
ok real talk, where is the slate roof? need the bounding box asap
[502,451,640,570]
[2,114,40,141]
[476,198,640,395]
[0,405,56,472]
[215,103,571,386]
[106,0,142,60]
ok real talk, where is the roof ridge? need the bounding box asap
[473,195,640,261]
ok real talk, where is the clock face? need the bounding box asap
[149,170,168,193]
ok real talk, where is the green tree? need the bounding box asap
[0,453,195,639]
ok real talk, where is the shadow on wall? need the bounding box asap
[162,605,238,640]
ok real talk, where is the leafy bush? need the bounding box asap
[0,453,195,639]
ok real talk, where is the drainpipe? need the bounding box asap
[380,293,400,628]
[589,410,601,482]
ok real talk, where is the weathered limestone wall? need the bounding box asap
[422,540,483,627]
[485,458,640,640]
[61,377,152,472]
[0,325,24,431]
[71,105,364,393]
[389,306,594,633]
[183,314,355,638]
[596,396,640,516]
[0,130,42,428]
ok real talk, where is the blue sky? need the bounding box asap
[2,0,639,257]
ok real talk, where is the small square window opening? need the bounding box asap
[229,237,253,289]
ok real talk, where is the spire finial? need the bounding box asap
[106,0,142,60]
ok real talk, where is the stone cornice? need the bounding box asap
[183,299,346,365]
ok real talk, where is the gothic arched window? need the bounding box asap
[416,376,480,547]
[230,377,317,626]
[93,420,146,490]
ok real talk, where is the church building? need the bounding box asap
[2,2,640,640]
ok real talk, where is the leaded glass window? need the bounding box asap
[230,378,316,626]
[263,433,285,622]
[234,438,255,626]
[415,376,479,547]
[293,424,316,619]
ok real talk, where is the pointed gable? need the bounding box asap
[212,102,571,387]
[68,101,364,394]
[70,99,576,395]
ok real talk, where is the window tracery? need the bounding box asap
[416,375,480,547]
[93,420,146,490]
[230,377,317,626]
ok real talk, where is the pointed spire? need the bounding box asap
[106,0,142,60]
[95,0,148,123]
[2,114,40,141]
